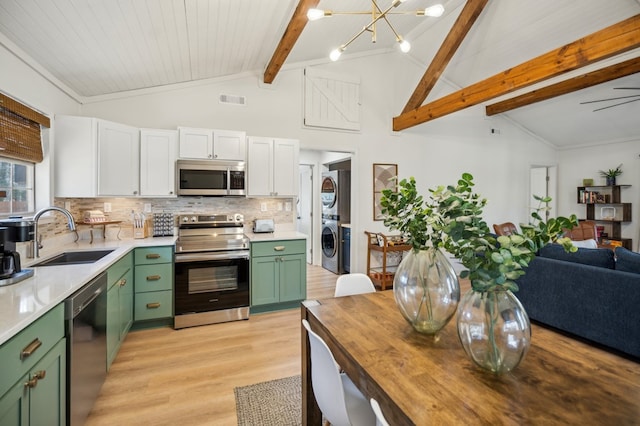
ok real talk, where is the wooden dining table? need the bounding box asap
[301,289,640,425]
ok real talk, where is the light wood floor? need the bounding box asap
[85,264,340,426]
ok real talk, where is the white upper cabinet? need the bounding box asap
[247,137,299,197]
[178,127,211,159]
[140,129,178,197]
[54,115,140,197]
[178,127,246,161]
[54,115,98,198]
[55,116,180,198]
[213,129,246,161]
[247,137,272,197]
[272,139,298,197]
[98,120,140,196]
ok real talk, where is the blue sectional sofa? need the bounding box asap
[515,245,640,359]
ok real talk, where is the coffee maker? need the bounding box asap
[0,219,35,286]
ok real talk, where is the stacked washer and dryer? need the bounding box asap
[321,170,351,274]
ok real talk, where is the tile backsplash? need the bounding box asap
[41,196,295,241]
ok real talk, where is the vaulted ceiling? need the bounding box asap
[0,0,639,149]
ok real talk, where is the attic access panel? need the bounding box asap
[304,67,361,131]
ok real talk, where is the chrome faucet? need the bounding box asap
[30,206,77,258]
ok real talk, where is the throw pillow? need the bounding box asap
[539,243,615,269]
[571,239,598,249]
[615,247,640,274]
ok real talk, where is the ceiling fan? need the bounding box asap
[580,87,640,112]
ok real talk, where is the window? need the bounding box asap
[0,158,34,215]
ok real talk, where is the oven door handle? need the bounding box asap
[175,252,250,263]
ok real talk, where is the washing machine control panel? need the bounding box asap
[322,213,340,221]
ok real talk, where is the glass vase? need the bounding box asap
[393,248,460,334]
[457,289,531,374]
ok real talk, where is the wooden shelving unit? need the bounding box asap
[364,231,411,290]
[576,185,632,250]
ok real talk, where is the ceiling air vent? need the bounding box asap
[219,94,246,106]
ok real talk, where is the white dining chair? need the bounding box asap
[370,398,390,426]
[334,273,376,297]
[302,319,377,426]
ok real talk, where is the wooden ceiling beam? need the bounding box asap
[393,14,640,131]
[486,57,640,115]
[263,0,320,84]
[402,0,489,114]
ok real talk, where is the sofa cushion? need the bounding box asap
[539,243,615,269]
[615,247,640,274]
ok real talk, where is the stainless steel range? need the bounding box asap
[174,213,250,329]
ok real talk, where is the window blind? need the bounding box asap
[0,93,50,163]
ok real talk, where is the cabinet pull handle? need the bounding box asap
[146,253,161,259]
[21,338,42,360]
[274,246,285,251]
[147,302,161,309]
[146,275,161,281]
[24,371,46,389]
[120,278,127,287]
[25,376,38,389]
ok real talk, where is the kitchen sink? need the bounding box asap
[33,249,115,266]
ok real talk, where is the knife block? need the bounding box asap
[133,219,150,239]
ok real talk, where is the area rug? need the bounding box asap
[234,375,301,426]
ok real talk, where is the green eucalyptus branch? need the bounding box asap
[380,173,579,293]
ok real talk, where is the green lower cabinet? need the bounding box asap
[0,337,66,426]
[251,239,306,312]
[279,255,306,301]
[106,253,134,370]
[133,246,174,325]
[0,304,65,426]
[251,256,279,305]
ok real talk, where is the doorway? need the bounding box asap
[300,149,354,268]
[297,164,313,264]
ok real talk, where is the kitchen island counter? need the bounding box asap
[0,236,176,346]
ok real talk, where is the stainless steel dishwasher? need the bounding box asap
[65,271,107,426]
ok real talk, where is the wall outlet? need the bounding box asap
[104,202,112,213]
[277,202,283,211]
[143,203,152,213]
[260,202,267,212]
[64,201,71,211]
[285,202,291,211]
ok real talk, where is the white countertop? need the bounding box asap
[0,236,176,346]
[247,231,308,242]
[1,231,308,346]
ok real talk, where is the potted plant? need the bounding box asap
[382,172,578,373]
[599,164,622,186]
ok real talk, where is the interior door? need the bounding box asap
[297,164,313,264]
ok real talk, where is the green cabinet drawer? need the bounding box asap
[108,252,133,289]
[134,291,172,321]
[134,263,173,293]
[134,247,173,265]
[0,304,64,398]
[251,239,306,257]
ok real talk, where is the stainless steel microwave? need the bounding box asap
[176,159,246,196]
